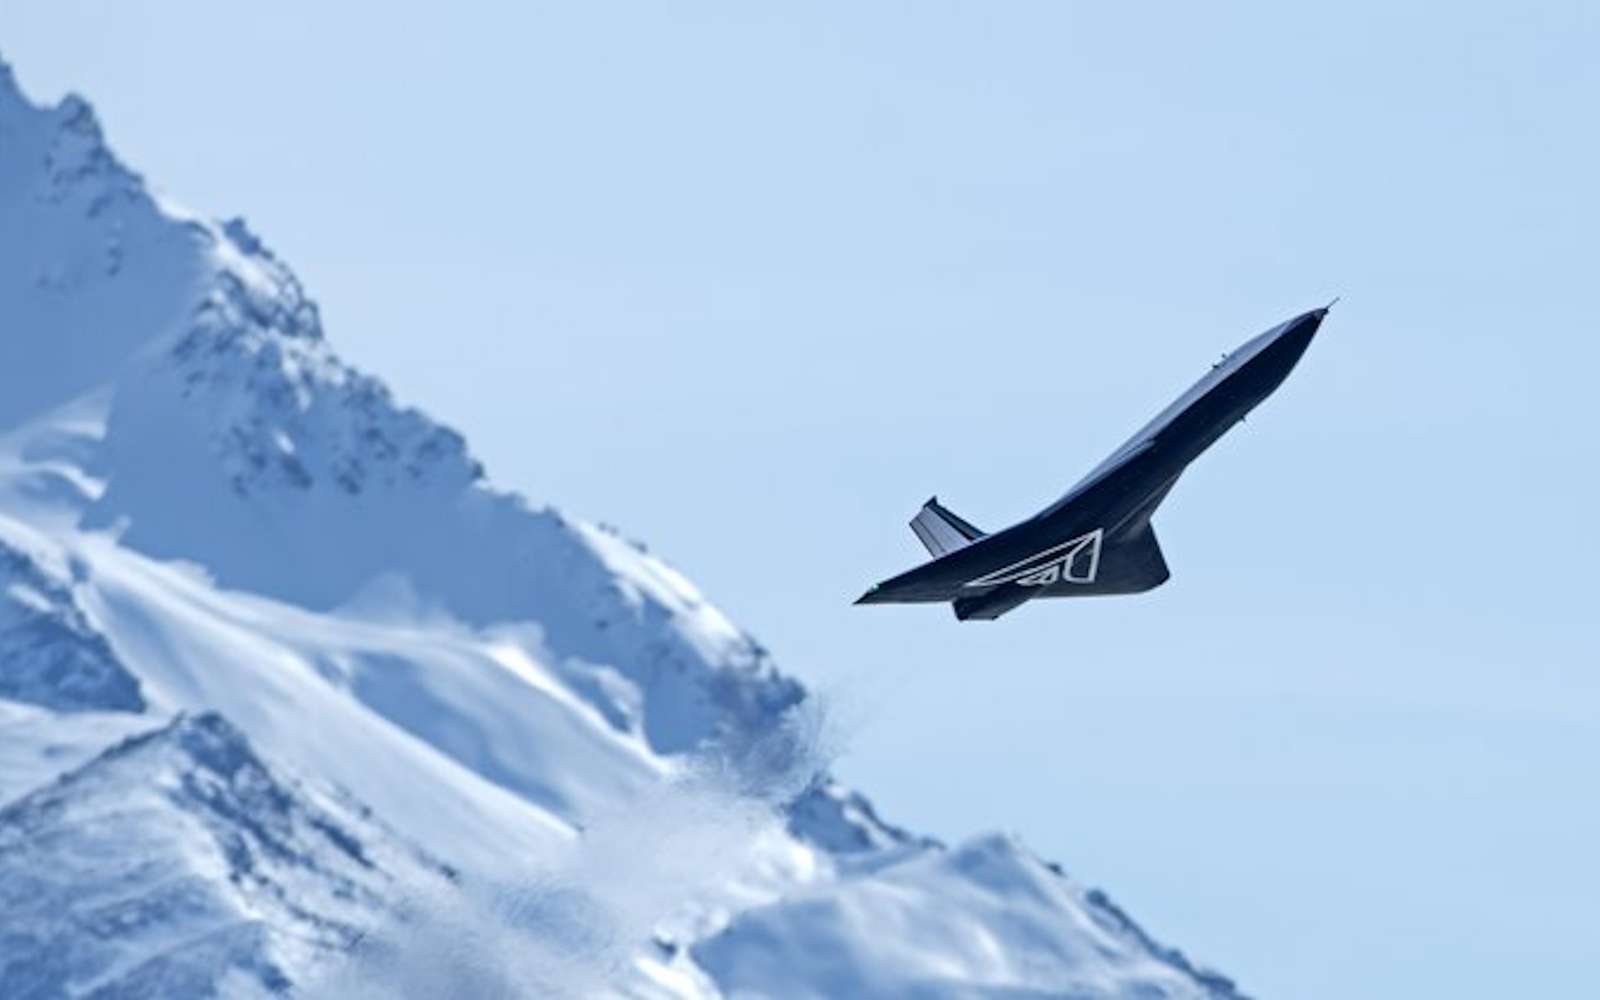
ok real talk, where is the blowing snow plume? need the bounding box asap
[304,702,836,998]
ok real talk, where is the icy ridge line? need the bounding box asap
[0,710,452,998]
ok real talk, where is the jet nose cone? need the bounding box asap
[1269,304,1329,370]
[1295,301,1333,336]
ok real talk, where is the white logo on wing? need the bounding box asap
[963,529,1104,589]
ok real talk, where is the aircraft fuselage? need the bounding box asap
[856,307,1328,620]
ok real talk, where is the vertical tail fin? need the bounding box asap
[909,497,986,557]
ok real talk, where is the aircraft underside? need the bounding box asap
[930,512,1171,620]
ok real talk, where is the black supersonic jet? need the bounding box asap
[856,306,1330,621]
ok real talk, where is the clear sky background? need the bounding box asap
[3,4,1597,996]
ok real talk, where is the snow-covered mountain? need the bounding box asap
[0,56,1245,999]
[0,712,453,999]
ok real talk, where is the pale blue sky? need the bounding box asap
[4,3,1597,996]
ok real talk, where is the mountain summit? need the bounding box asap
[0,57,1243,998]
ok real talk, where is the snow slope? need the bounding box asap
[0,55,1244,999]
[696,835,1240,1000]
[0,712,453,999]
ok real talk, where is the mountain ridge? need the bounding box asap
[0,55,1244,999]
[0,710,454,999]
